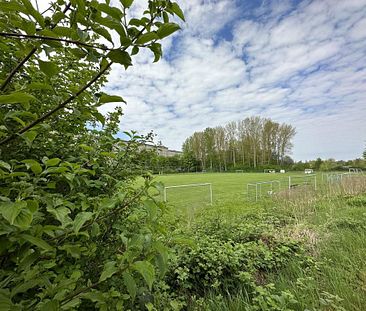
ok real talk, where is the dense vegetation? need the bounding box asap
[153,173,366,311]
[145,153,366,175]
[0,0,185,309]
[1,1,365,310]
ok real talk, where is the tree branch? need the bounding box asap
[0,2,72,92]
[0,7,162,146]
[0,61,113,146]
[0,32,113,51]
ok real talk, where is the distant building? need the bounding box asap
[137,142,182,157]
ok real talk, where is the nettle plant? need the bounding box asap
[0,0,184,309]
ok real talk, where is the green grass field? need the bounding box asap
[151,172,366,310]
[156,172,318,206]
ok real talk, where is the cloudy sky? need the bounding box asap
[100,0,366,161]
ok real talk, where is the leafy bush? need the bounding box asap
[0,0,185,309]
[165,215,302,297]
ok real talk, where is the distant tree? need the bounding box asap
[314,157,323,170]
[320,159,338,171]
[182,117,296,171]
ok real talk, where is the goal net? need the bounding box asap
[247,180,281,201]
[163,183,213,208]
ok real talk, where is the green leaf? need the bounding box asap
[20,0,45,27]
[0,290,13,310]
[148,42,162,62]
[0,161,11,171]
[38,60,59,78]
[21,131,38,148]
[93,25,113,43]
[121,0,134,8]
[98,3,123,20]
[99,94,126,104]
[73,212,93,234]
[99,261,118,282]
[107,50,132,67]
[26,200,39,213]
[123,271,137,300]
[46,206,72,228]
[45,158,61,167]
[21,234,53,251]
[27,82,53,91]
[157,23,180,39]
[22,159,42,174]
[136,32,158,45]
[131,46,139,56]
[132,261,155,290]
[40,300,59,311]
[170,3,185,21]
[0,92,36,105]
[0,201,25,225]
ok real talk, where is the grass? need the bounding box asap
[152,172,366,311]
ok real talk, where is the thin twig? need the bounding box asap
[0,2,72,91]
[0,32,113,51]
[0,61,113,145]
[0,8,162,145]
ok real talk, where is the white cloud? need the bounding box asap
[102,0,366,161]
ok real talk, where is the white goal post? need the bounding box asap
[288,174,317,190]
[247,180,281,201]
[163,183,213,205]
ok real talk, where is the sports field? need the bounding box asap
[155,172,319,207]
[153,172,366,310]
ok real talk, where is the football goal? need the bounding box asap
[247,180,281,201]
[288,174,317,190]
[163,183,213,206]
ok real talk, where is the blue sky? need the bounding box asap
[101,0,366,160]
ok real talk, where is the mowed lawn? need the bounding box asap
[154,172,318,206]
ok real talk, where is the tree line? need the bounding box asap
[182,116,296,171]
